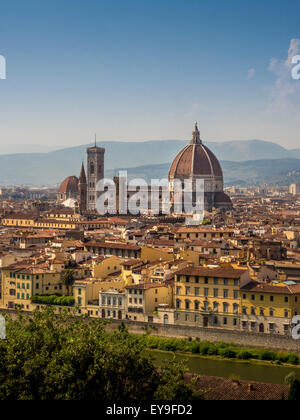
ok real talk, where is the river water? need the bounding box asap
[145,350,300,385]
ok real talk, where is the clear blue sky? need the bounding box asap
[0,0,300,149]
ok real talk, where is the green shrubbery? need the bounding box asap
[31,295,75,306]
[0,308,202,400]
[144,336,300,365]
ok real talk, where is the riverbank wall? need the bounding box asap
[106,319,300,353]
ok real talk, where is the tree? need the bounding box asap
[61,269,75,296]
[288,379,300,401]
[0,308,203,401]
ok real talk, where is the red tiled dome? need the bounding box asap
[169,143,223,179]
[169,123,223,180]
[214,191,232,203]
[58,176,79,194]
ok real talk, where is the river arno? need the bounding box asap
[145,350,300,385]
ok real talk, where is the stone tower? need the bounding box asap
[78,162,87,214]
[86,139,105,211]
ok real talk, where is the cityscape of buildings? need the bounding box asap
[1,124,300,344]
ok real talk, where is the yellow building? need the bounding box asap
[125,283,173,322]
[1,264,65,311]
[92,256,123,279]
[174,266,250,329]
[240,280,300,335]
[174,228,235,242]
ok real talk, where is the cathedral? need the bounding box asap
[57,139,105,214]
[57,124,232,214]
[169,123,232,212]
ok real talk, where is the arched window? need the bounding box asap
[185,300,190,310]
[233,304,239,314]
[194,300,199,311]
[90,162,95,175]
[213,302,219,312]
[176,299,181,309]
[223,302,229,313]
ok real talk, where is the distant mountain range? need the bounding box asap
[0,139,299,186]
[105,159,300,187]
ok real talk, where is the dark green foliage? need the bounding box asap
[237,350,253,360]
[286,354,299,365]
[218,348,237,359]
[60,269,75,296]
[143,336,300,365]
[288,379,300,400]
[31,295,75,306]
[0,308,202,401]
[259,350,277,361]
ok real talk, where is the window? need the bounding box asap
[233,318,237,326]
[269,323,274,331]
[284,297,289,303]
[223,318,227,325]
[234,280,238,286]
[176,286,181,295]
[214,289,219,298]
[242,306,247,315]
[195,287,200,297]
[78,297,82,305]
[270,308,274,317]
[204,277,209,284]
[223,289,228,299]
[251,295,255,301]
[78,288,81,295]
[251,307,256,315]
[270,296,274,302]
[185,300,190,310]
[233,304,238,314]
[224,279,228,286]
[194,301,199,310]
[260,308,264,316]
[242,294,246,299]
[186,287,190,296]
[204,288,209,298]
[214,278,219,285]
[233,290,239,299]
[284,310,289,318]
[260,295,264,301]
[176,299,181,309]
[213,302,219,312]
[223,303,229,314]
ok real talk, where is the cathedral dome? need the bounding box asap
[169,123,223,180]
[59,176,79,194]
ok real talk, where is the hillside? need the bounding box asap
[106,159,300,187]
[0,139,299,185]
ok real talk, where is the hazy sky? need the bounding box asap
[0,0,300,150]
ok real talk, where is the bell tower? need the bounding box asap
[78,162,87,214]
[86,136,105,211]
